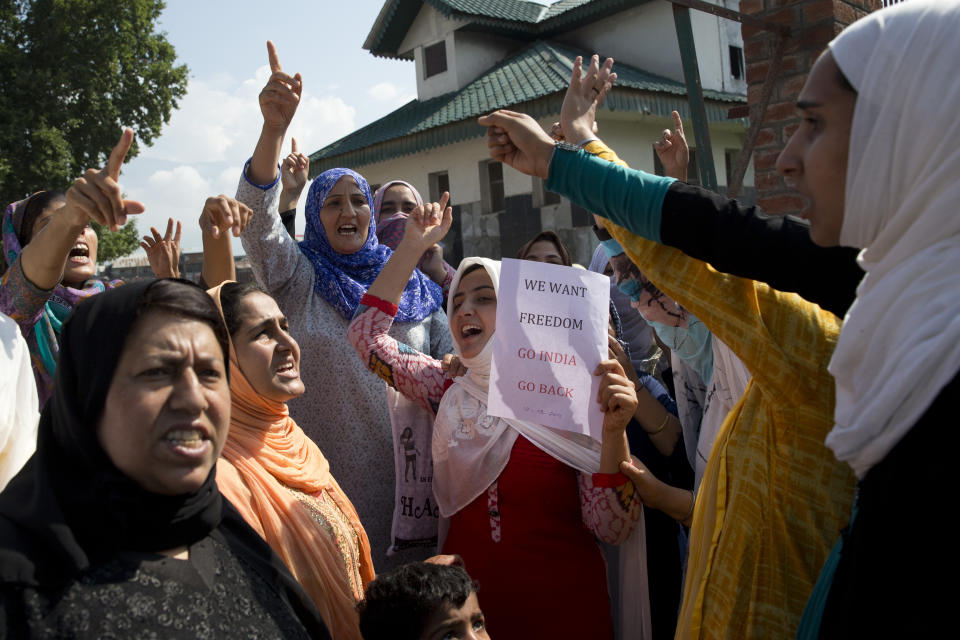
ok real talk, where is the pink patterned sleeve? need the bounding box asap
[347,293,450,415]
[579,472,642,545]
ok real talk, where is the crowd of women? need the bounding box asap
[0,1,956,637]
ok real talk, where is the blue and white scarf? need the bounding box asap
[299,168,442,321]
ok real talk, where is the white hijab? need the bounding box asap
[0,313,39,489]
[432,257,651,640]
[827,0,960,478]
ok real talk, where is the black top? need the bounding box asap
[819,369,957,638]
[0,527,317,639]
[0,281,330,639]
[660,182,864,318]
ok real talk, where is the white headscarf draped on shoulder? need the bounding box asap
[827,0,960,478]
[431,257,652,640]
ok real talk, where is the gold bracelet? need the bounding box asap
[646,411,671,436]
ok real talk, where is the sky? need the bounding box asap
[120,0,421,254]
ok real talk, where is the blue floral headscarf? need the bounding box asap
[300,168,443,321]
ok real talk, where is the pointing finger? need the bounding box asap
[105,128,134,181]
[267,40,281,73]
[672,110,684,135]
[291,137,298,153]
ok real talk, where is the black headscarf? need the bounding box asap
[0,280,228,584]
[0,280,327,636]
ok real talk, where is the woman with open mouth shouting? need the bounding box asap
[0,128,174,409]
[347,197,646,640]
[235,42,453,568]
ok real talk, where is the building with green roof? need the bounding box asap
[310,0,753,264]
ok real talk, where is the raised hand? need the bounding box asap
[560,54,616,147]
[400,192,452,253]
[66,128,146,231]
[141,218,182,279]
[653,111,689,181]
[198,195,253,240]
[478,110,554,179]
[281,137,310,192]
[259,41,302,132]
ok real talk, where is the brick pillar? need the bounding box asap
[740,0,881,215]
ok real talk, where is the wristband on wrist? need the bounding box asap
[681,490,696,522]
[243,158,282,191]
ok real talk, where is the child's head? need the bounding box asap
[358,562,489,640]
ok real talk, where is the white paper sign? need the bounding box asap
[488,258,611,440]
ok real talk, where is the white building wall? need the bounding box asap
[560,0,745,94]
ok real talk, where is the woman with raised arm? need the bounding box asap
[347,196,647,640]
[478,53,856,638]
[372,180,455,295]
[0,130,146,408]
[235,42,453,566]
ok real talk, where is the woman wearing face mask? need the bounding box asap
[0,130,147,408]
[347,200,646,640]
[209,281,374,640]
[0,280,330,638]
[235,43,453,567]
[372,180,455,296]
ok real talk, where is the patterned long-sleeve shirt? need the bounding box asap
[347,292,641,544]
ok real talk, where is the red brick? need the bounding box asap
[754,127,777,147]
[756,171,785,190]
[803,0,835,24]
[746,60,770,84]
[744,36,770,61]
[758,194,807,215]
[784,122,800,139]
[779,73,808,101]
[802,21,837,48]
[834,0,857,26]
[740,0,764,14]
[767,5,799,25]
[764,99,799,122]
[754,148,782,172]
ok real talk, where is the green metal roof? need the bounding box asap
[365,0,647,59]
[310,40,745,174]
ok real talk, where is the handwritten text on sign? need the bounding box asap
[488,258,610,440]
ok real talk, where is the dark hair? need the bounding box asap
[458,262,487,280]
[133,279,230,369]
[516,230,572,266]
[17,190,67,246]
[218,281,267,336]
[357,562,475,640]
[836,66,856,94]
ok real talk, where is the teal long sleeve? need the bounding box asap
[545,147,675,244]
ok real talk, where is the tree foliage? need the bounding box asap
[92,218,139,263]
[0,0,188,204]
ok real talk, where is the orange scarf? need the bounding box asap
[210,283,375,640]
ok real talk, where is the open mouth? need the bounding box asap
[460,324,483,339]
[68,242,90,264]
[275,361,299,378]
[337,224,357,236]
[162,428,208,450]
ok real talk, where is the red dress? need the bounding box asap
[347,298,641,639]
[443,437,621,640]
